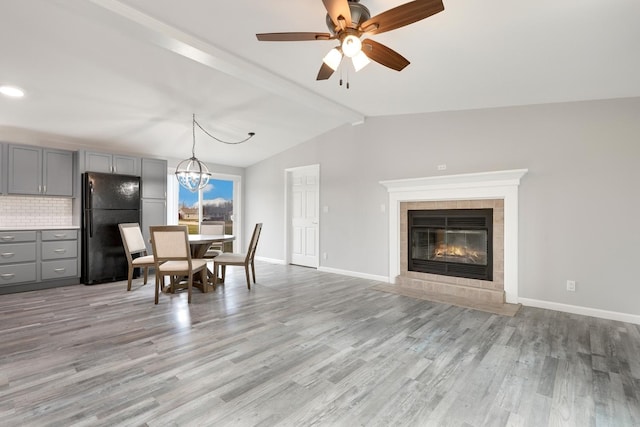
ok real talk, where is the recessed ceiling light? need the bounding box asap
[0,85,25,98]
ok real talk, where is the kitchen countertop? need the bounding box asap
[0,226,81,231]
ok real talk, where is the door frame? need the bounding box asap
[284,164,320,267]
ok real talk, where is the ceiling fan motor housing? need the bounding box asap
[325,0,371,34]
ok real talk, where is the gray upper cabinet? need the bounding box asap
[141,158,168,251]
[85,151,139,175]
[43,149,74,196]
[7,145,74,196]
[0,142,5,194]
[141,158,167,199]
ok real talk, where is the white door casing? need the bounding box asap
[286,165,319,268]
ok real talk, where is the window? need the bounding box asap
[171,174,241,252]
[202,179,234,252]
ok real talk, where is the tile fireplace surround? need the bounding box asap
[380,169,528,312]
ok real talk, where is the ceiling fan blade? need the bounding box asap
[360,0,444,35]
[323,0,352,29]
[316,62,335,80]
[362,39,410,71]
[256,32,333,42]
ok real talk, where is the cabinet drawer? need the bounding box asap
[0,243,37,264]
[0,231,37,243]
[42,230,78,241]
[41,259,78,280]
[42,241,78,260]
[0,263,37,285]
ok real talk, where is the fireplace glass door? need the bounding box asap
[408,208,493,280]
[412,229,488,265]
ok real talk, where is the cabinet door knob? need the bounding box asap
[54,268,66,273]
[1,273,15,279]
[0,236,16,241]
[1,252,15,258]
[54,249,67,254]
[54,234,67,239]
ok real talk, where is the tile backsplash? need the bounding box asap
[0,196,73,227]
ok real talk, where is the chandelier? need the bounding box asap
[175,114,255,192]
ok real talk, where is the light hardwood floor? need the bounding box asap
[1,262,639,426]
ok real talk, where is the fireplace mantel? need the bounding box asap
[380,169,528,304]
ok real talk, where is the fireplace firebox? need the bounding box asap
[408,209,493,281]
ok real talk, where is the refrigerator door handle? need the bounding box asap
[88,180,94,207]
[85,211,94,238]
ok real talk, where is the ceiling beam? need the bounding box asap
[84,0,365,125]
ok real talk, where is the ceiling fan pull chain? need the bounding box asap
[346,66,350,89]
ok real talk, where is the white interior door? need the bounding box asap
[289,165,319,268]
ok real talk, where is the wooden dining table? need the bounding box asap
[188,233,235,258]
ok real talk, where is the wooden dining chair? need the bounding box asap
[212,223,262,289]
[149,225,208,304]
[118,223,156,291]
[200,221,226,258]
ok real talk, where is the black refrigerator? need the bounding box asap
[82,172,141,285]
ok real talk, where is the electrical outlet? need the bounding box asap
[323,252,328,260]
[566,280,576,292]
[437,164,447,171]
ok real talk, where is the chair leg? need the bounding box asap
[154,274,160,304]
[143,267,148,285]
[213,263,219,286]
[187,274,192,304]
[201,269,208,291]
[127,266,134,291]
[221,265,226,283]
[251,260,256,283]
[244,265,251,289]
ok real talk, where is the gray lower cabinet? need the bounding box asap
[7,144,74,196]
[41,230,78,281]
[0,229,79,294]
[0,231,37,287]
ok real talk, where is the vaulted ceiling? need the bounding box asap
[1,0,639,167]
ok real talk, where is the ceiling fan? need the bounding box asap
[256,0,445,81]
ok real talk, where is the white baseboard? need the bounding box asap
[519,297,640,325]
[317,266,389,283]
[255,256,286,265]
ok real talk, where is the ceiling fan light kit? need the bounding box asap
[323,48,343,71]
[352,50,371,72]
[256,0,445,83]
[341,34,362,57]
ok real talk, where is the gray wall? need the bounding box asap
[245,97,640,316]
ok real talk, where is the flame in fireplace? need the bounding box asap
[433,244,483,262]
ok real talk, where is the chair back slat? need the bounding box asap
[247,223,262,261]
